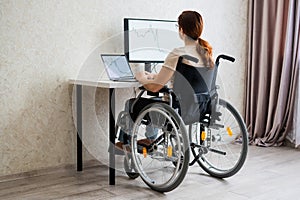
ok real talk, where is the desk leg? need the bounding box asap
[109,88,115,185]
[76,85,83,171]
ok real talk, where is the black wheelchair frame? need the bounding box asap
[116,54,248,192]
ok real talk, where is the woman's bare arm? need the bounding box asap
[135,67,174,93]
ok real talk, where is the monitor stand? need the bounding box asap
[145,63,151,72]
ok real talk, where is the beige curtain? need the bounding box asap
[246,0,300,146]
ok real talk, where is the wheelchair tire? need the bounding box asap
[124,155,139,179]
[190,98,248,178]
[131,103,189,192]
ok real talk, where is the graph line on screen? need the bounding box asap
[130,25,164,52]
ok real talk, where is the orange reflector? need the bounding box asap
[167,146,172,157]
[227,127,233,136]
[201,131,206,140]
[143,147,147,158]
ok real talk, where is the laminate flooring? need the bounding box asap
[0,145,299,200]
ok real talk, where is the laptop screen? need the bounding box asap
[101,54,134,80]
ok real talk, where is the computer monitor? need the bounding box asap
[124,18,182,65]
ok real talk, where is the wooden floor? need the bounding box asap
[1,145,299,200]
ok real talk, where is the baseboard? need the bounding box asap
[0,159,101,183]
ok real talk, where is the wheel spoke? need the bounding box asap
[130,103,189,192]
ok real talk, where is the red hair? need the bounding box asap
[178,11,214,68]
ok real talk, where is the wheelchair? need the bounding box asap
[115,54,248,192]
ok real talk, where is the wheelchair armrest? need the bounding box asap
[139,85,173,97]
[138,86,160,97]
[158,85,173,94]
[132,85,176,110]
[138,86,146,91]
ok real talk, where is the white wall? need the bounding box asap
[0,0,248,176]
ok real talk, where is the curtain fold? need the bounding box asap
[246,0,300,146]
[288,0,300,148]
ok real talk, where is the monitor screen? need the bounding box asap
[124,18,182,63]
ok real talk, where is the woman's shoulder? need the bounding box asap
[165,45,212,68]
[170,46,191,54]
[172,46,205,64]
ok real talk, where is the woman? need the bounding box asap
[116,10,214,150]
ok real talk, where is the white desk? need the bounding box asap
[69,78,140,185]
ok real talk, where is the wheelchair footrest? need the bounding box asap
[137,144,156,154]
[209,123,224,129]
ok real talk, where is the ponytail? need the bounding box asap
[198,38,212,56]
[197,38,214,68]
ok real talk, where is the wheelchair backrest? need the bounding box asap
[173,56,215,125]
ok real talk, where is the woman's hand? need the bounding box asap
[135,67,173,93]
[135,71,155,83]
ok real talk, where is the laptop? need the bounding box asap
[101,54,137,82]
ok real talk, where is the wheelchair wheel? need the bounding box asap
[190,98,248,178]
[131,103,189,193]
[124,155,139,179]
